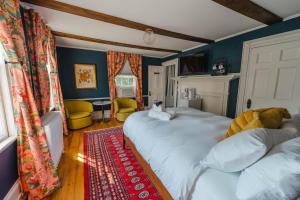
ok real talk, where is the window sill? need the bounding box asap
[0,136,16,154]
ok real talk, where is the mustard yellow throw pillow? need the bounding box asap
[225,107,291,138]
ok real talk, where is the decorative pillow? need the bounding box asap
[201,128,272,172]
[201,128,299,173]
[256,107,291,129]
[225,107,291,138]
[225,110,263,138]
[236,137,300,200]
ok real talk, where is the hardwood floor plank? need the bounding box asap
[46,120,123,200]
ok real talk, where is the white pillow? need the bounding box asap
[236,137,300,200]
[200,128,298,172]
[281,116,300,135]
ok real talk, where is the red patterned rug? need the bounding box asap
[84,126,162,200]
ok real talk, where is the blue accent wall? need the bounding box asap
[57,47,162,106]
[163,17,300,118]
[57,47,109,99]
[0,141,18,199]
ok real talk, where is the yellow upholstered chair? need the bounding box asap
[64,100,94,130]
[113,98,138,121]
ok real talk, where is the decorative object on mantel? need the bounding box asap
[211,59,228,76]
[182,88,196,100]
[74,64,97,89]
[143,28,156,45]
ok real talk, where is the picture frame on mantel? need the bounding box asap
[74,64,97,89]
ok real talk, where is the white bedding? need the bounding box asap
[123,107,233,200]
[191,169,239,200]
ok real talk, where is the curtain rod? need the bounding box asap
[5,60,23,65]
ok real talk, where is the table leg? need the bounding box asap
[102,106,105,122]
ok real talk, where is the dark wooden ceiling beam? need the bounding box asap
[52,31,181,53]
[212,0,282,25]
[22,0,214,43]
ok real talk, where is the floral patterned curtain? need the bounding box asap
[0,0,60,199]
[107,51,127,117]
[23,9,51,116]
[127,53,144,110]
[48,30,69,135]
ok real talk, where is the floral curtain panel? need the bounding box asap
[23,9,51,116]
[0,0,60,198]
[107,51,144,117]
[48,31,69,135]
[127,53,144,110]
[107,51,127,117]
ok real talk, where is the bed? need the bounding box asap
[123,107,238,200]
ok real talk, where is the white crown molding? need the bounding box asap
[181,43,207,52]
[161,52,178,59]
[55,44,164,59]
[4,179,21,200]
[214,25,267,42]
[283,12,300,21]
[56,44,107,53]
[163,12,300,60]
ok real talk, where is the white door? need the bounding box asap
[148,65,165,107]
[243,40,300,113]
[165,64,176,107]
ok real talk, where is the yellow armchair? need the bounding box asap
[64,100,93,130]
[113,98,137,121]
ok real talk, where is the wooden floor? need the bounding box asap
[46,120,123,200]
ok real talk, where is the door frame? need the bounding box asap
[236,29,300,115]
[162,58,179,107]
[148,65,166,107]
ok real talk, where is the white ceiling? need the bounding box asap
[22,0,300,58]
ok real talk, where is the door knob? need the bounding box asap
[247,99,252,109]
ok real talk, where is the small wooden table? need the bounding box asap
[92,100,111,122]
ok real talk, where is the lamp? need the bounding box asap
[143,28,156,45]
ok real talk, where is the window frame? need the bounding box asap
[0,92,8,142]
[0,50,17,153]
[115,74,137,98]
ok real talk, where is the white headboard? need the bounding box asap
[177,74,239,116]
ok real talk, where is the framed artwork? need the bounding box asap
[74,64,97,89]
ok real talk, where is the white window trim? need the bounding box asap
[46,48,55,111]
[0,53,17,153]
[115,74,137,98]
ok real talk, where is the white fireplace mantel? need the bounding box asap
[177,73,240,116]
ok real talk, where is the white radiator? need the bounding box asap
[41,111,64,168]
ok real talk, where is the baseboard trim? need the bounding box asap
[4,179,21,200]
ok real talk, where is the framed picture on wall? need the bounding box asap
[74,64,97,89]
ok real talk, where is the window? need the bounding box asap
[0,92,8,142]
[115,60,137,97]
[0,45,16,148]
[46,56,55,110]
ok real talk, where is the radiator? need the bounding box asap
[41,111,64,168]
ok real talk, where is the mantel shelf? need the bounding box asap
[175,73,240,81]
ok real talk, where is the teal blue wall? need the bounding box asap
[57,47,162,106]
[0,141,18,200]
[163,16,300,118]
[57,47,109,99]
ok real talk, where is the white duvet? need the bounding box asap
[123,108,233,200]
